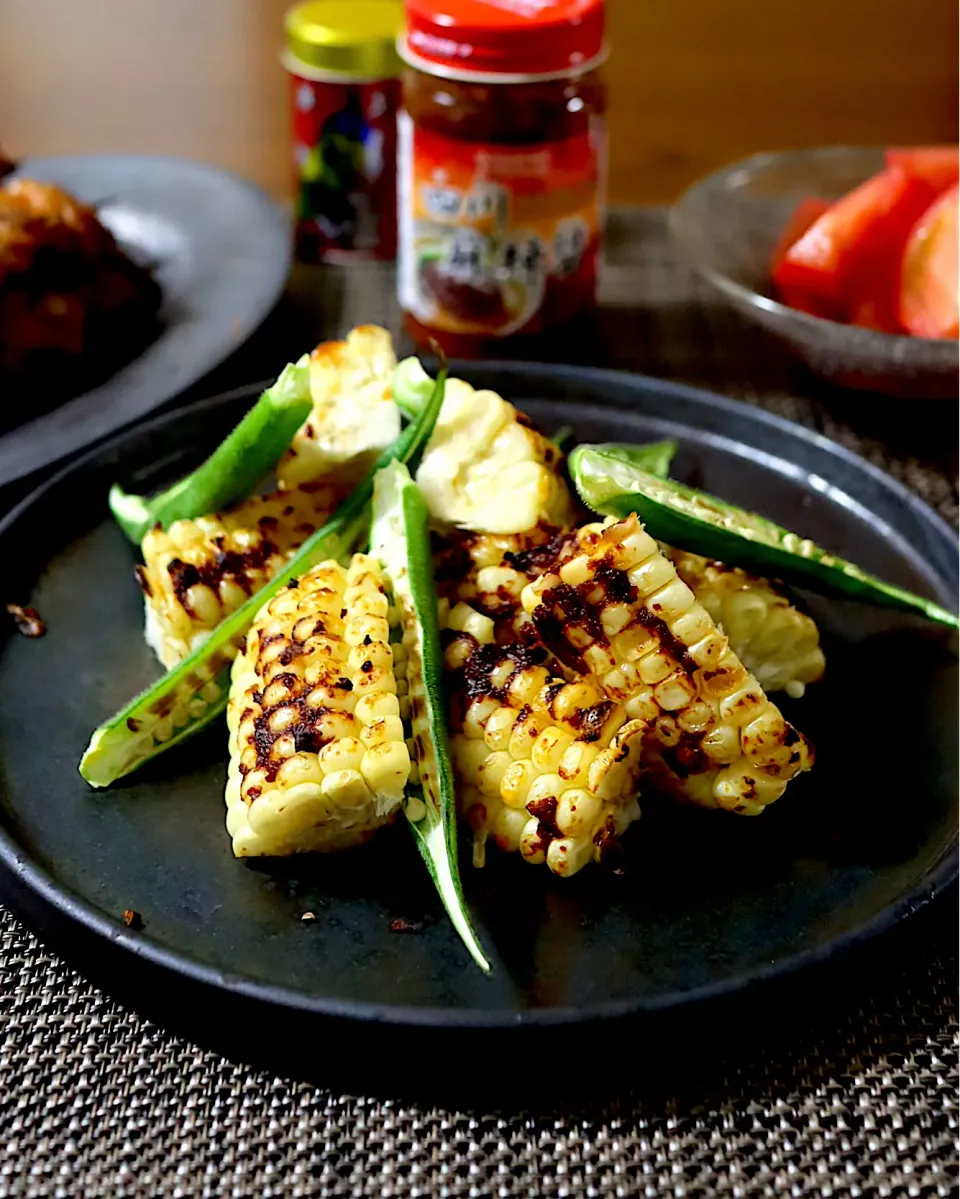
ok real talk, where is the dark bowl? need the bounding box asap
[669,147,959,399]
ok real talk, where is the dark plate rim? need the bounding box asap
[0,153,292,487]
[0,363,956,1029]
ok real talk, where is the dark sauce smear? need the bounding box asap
[502,528,575,578]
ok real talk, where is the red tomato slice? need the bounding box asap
[899,183,959,339]
[774,167,941,323]
[770,197,832,274]
[847,295,901,334]
[886,147,959,195]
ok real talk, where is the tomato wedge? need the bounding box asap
[886,147,959,196]
[899,183,959,339]
[770,197,832,273]
[773,167,941,325]
[770,197,835,317]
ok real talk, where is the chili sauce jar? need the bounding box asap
[396,0,608,356]
[284,0,403,261]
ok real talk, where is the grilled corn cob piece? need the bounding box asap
[435,528,826,697]
[442,601,643,877]
[415,376,575,534]
[276,325,400,489]
[521,516,814,814]
[225,554,410,857]
[138,481,343,669]
[434,526,582,652]
[665,547,825,697]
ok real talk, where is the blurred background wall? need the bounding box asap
[1,0,957,204]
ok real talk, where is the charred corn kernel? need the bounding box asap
[444,635,475,671]
[463,696,502,740]
[555,788,603,838]
[507,665,552,707]
[483,705,517,751]
[665,547,826,695]
[442,614,643,876]
[475,565,526,599]
[531,727,574,772]
[546,836,593,877]
[525,772,567,809]
[526,514,814,814]
[508,709,550,759]
[627,554,676,596]
[519,818,548,864]
[493,804,529,853]
[447,601,495,644]
[277,325,400,490]
[557,741,601,787]
[500,758,538,808]
[456,737,493,782]
[477,750,512,796]
[224,554,409,857]
[646,578,696,624]
[139,481,343,669]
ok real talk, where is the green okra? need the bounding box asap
[569,443,959,629]
[580,440,677,479]
[370,460,490,973]
[392,356,436,419]
[109,358,313,543]
[80,366,449,788]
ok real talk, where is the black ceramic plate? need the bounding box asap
[0,155,291,487]
[0,365,956,1042]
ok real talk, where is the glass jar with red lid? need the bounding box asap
[397,0,608,357]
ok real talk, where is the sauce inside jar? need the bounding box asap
[397,0,608,358]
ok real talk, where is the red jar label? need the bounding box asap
[397,112,605,336]
[290,73,399,262]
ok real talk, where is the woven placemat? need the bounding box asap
[0,209,956,1197]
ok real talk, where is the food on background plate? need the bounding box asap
[75,325,956,969]
[0,177,161,397]
[771,146,959,338]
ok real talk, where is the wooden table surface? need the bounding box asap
[1,0,957,204]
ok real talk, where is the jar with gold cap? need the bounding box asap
[284,0,403,261]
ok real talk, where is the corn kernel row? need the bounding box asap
[225,555,410,857]
[522,515,814,815]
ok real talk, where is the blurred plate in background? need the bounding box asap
[0,154,291,486]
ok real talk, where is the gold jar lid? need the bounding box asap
[284,0,402,78]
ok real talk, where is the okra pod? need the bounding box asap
[569,444,959,629]
[370,460,490,972]
[80,367,448,788]
[391,356,434,419]
[109,358,313,543]
[581,440,677,479]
